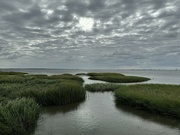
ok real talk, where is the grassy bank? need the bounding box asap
[20,82,86,106]
[114,84,180,118]
[0,73,86,106]
[76,73,87,75]
[87,72,150,83]
[85,83,120,92]
[0,98,40,135]
[0,71,86,134]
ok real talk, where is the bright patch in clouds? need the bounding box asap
[0,0,180,69]
[78,17,94,31]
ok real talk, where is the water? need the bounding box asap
[80,75,107,85]
[34,92,180,135]
[1,69,180,134]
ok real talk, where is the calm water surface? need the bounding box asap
[33,92,180,135]
[1,69,180,135]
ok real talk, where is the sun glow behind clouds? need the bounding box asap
[78,17,94,31]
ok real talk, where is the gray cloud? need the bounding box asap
[0,0,179,69]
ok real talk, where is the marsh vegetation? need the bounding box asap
[115,84,180,118]
[1,70,180,135]
[87,72,150,83]
[85,80,180,119]
[0,98,40,135]
[85,83,120,92]
[0,72,85,135]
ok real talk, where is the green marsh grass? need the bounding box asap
[0,98,40,135]
[27,74,48,78]
[87,72,150,83]
[0,71,27,75]
[76,73,87,75]
[20,82,86,106]
[85,83,120,92]
[0,74,85,106]
[49,74,84,83]
[0,73,86,134]
[114,84,180,118]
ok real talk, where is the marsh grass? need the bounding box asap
[114,84,180,118]
[0,75,33,83]
[0,72,86,134]
[0,71,27,75]
[85,83,120,92]
[27,74,48,78]
[0,98,40,135]
[76,73,87,75]
[0,74,85,106]
[87,72,150,83]
[49,74,84,83]
[20,82,86,106]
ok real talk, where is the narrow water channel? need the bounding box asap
[33,75,180,135]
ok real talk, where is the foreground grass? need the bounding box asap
[0,71,86,134]
[87,72,150,83]
[85,83,120,92]
[0,98,40,135]
[114,84,180,118]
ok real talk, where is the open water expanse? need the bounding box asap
[1,69,180,135]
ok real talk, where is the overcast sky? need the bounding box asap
[0,0,180,69]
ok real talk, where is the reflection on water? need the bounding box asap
[34,92,180,135]
[115,101,180,129]
[43,102,84,115]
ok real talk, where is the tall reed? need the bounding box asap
[85,83,120,92]
[0,98,40,135]
[20,82,86,106]
[0,72,86,135]
[114,84,180,118]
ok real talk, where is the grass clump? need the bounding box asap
[0,75,35,84]
[85,83,120,92]
[0,71,27,75]
[0,72,86,134]
[0,74,85,102]
[20,82,86,106]
[49,74,84,83]
[27,74,48,78]
[114,84,180,118]
[87,72,150,83]
[0,98,40,135]
[0,74,86,106]
[76,73,87,75]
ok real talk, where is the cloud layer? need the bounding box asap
[0,0,180,69]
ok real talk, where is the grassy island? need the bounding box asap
[87,72,150,83]
[85,83,120,92]
[114,84,180,118]
[0,72,86,135]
